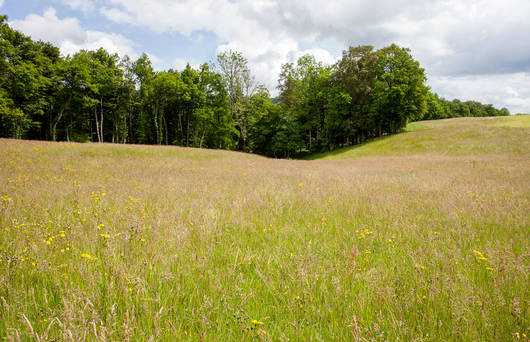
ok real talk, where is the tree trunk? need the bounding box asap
[52,94,71,141]
[200,132,205,148]
[154,104,160,145]
[94,107,100,143]
[99,97,104,143]
[178,109,183,145]
[123,109,127,144]
[163,115,168,145]
[186,111,190,147]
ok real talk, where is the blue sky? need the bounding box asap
[2,0,530,113]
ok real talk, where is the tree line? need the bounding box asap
[0,16,509,157]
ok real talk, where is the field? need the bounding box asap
[0,116,528,341]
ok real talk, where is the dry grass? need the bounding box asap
[308,116,530,159]
[0,117,529,341]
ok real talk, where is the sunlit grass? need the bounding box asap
[488,114,530,128]
[308,116,530,159]
[0,117,528,340]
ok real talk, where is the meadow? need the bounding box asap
[0,116,528,341]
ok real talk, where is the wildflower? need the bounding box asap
[100,233,110,238]
[298,183,303,187]
[81,253,97,260]
[251,320,264,326]
[415,263,425,270]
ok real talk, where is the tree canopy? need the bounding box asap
[0,17,509,157]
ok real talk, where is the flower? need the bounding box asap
[81,253,97,260]
[251,319,264,325]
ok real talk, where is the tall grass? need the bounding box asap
[0,117,528,341]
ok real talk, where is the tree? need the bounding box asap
[278,55,331,152]
[0,17,511,156]
[215,50,258,151]
[370,44,428,134]
[331,46,378,145]
[0,16,59,139]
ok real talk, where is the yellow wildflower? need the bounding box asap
[81,253,97,260]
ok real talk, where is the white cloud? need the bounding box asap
[172,57,201,71]
[428,73,530,114]
[60,31,136,58]
[10,8,86,46]
[7,1,530,112]
[100,6,135,24]
[10,8,137,58]
[97,0,530,111]
[295,48,337,66]
[102,0,338,92]
[61,0,97,13]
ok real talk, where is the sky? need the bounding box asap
[2,0,530,114]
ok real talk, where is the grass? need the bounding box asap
[0,116,529,341]
[307,116,530,159]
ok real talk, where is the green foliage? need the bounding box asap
[0,18,510,158]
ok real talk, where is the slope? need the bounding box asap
[307,115,530,159]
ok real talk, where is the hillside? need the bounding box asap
[0,117,528,341]
[308,115,530,159]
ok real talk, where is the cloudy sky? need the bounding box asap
[2,0,529,113]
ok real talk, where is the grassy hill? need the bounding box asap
[0,116,528,341]
[308,115,530,159]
